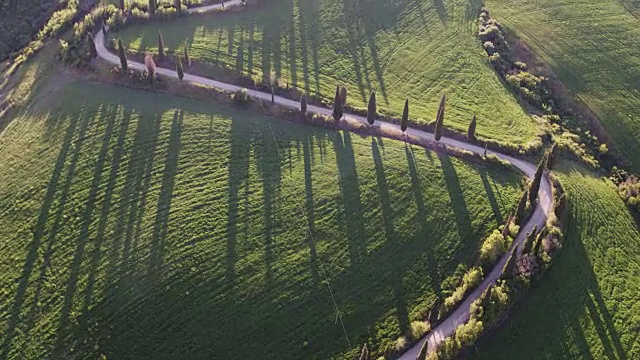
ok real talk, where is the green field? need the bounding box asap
[485,0,640,171]
[111,0,539,145]
[471,160,640,359]
[0,80,523,359]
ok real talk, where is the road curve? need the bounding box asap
[94,3,553,357]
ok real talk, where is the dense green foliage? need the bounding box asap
[111,0,538,144]
[0,0,61,61]
[485,0,640,171]
[472,161,640,359]
[0,81,522,360]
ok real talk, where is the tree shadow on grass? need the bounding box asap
[1,103,96,359]
[479,167,505,223]
[438,153,474,263]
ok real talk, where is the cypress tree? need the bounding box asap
[522,225,538,254]
[119,0,125,10]
[547,144,558,171]
[401,98,409,133]
[501,246,518,280]
[174,0,182,9]
[484,143,488,158]
[501,212,513,238]
[183,42,191,67]
[468,113,477,140]
[434,93,446,141]
[157,30,165,62]
[88,33,97,59]
[515,189,528,225]
[533,231,545,256]
[529,159,545,205]
[149,0,156,14]
[416,338,429,360]
[118,39,127,70]
[300,94,307,114]
[332,85,343,121]
[367,91,376,125]
[176,55,184,80]
[102,21,107,36]
[359,343,370,360]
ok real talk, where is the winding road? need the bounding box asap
[94,2,553,357]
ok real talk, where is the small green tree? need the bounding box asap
[88,33,97,59]
[176,55,184,80]
[529,159,545,205]
[332,85,343,121]
[434,93,446,141]
[547,143,558,171]
[468,113,477,140]
[416,338,429,360]
[183,41,191,67]
[149,0,156,14]
[522,225,538,254]
[118,38,127,70]
[300,94,307,114]
[501,247,518,280]
[401,98,409,133]
[367,91,376,125]
[157,30,165,62]
[515,190,529,225]
[359,343,370,360]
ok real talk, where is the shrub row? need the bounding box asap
[478,8,617,170]
[610,167,640,216]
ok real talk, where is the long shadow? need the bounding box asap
[286,0,298,88]
[297,0,312,94]
[341,0,368,103]
[0,106,90,358]
[254,124,283,287]
[302,136,320,289]
[148,110,183,281]
[371,137,409,334]
[434,0,448,25]
[235,25,245,73]
[405,144,441,294]
[298,0,321,95]
[224,116,252,293]
[479,168,504,223]
[82,107,134,314]
[438,153,474,262]
[247,21,255,74]
[52,104,118,355]
[333,132,367,267]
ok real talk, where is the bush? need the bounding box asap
[454,317,484,347]
[442,267,483,314]
[233,88,251,104]
[409,321,431,340]
[479,230,509,267]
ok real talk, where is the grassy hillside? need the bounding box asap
[0,81,523,359]
[471,160,640,359]
[485,0,640,171]
[111,0,539,145]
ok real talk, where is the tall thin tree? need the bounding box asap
[174,0,182,9]
[340,86,347,106]
[529,159,545,205]
[522,224,538,254]
[501,246,518,280]
[176,55,184,80]
[332,85,343,121]
[416,338,429,360]
[119,0,126,10]
[88,33,97,59]
[367,91,376,125]
[118,38,127,70]
[401,98,409,133]
[183,41,191,67]
[359,343,370,360]
[468,113,477,140]
[157,30,165,62]
[300,94,307,114]
[515,189,529,225]
[149,0,156,14]
[434,93,446,141]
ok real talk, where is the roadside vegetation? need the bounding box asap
[0,80,523,359]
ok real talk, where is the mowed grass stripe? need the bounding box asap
[0,81,522,359]
[112,0,537,144]
[486,0,640,171]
